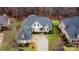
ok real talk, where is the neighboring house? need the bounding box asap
[17,15,52,44]
[59,16,79,44]
[0,14,10,28]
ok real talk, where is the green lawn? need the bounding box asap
[48,20,60,50]
[52,20,60,26]
[0,22,17,51]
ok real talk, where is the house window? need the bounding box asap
[71,40,75,43]
[34,24,36,27]
[38,24,39,27]
[47,28,49,31]
[40,28,43,30]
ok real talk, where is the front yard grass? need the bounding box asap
[0,22,17,51]
[48,20,60,50]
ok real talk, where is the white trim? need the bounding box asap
[20,40,27,43]
[59,22,71,43]
[20,39,31,44]
[77,35,79,38]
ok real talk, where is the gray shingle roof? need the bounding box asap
[22,15,52,29]
[62,16,79,39]
[18,28,32,40]
[0,14,8,27]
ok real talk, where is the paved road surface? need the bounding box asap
[32,34,48,51]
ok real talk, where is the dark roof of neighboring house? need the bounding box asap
[62,16,79,39]
[0,14,8,27]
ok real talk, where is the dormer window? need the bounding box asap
[34,24,36,27]
[47,28,49,31]
[77,35,79,38]
[40,28,43,30]
[34,23,39,27]
[38,24,39,27]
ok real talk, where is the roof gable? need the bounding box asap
[0,14,8,26]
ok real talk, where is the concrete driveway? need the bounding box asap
[32,34,48,51]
